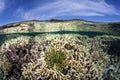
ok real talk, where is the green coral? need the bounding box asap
[45,48,67,70]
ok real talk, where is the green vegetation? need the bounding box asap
[50,19,64,22]
[45,48,67,70]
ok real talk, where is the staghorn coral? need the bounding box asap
[0,36,31,79]
[1,36,31,63]
[0,34,119,80]
[21,34,110,80]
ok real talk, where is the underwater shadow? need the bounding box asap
[101,39,120,56]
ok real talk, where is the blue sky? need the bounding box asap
[0,0,120,25]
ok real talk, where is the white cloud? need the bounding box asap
[0,0,5,13]
[17,0,120,20]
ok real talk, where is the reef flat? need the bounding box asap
[0,20,120,35]
[0,34,120,80]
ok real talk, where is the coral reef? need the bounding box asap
[0,36,31,79]
[0,34,119,80]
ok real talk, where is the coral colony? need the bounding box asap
[0,34,119,80]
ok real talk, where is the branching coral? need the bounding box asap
[21,35,108,80]
[0,34,119,80]
[0,36,31,79]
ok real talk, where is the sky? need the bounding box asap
[0,0,120,25]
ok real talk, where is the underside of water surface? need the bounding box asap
[0,32,120,80]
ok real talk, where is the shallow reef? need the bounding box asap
[0,34,120,80]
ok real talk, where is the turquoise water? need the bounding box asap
[0,31,119,46]
[0,31,120,37]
